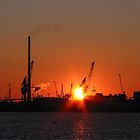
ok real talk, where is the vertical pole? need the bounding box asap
[8,83,11,100]
[28,36,31,101]
[54,81,58,98]
[61,84,64,98]
[119,74,123,94]
[70,83,73,99]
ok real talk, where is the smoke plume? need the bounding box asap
[34,82,50,92]
[29,24,63,36]
[39,83,50,90]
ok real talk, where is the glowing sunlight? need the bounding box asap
[74,87,84,100]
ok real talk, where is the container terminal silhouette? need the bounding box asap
[0,35,140,112]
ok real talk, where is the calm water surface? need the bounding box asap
[0,112,139,140]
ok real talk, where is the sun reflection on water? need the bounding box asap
[73,119,91,139]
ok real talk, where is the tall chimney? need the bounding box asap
[27,36,31,101]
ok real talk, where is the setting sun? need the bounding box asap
[73,87,84,100]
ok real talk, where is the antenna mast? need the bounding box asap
[8,83,11,100]
[119,74,124,94]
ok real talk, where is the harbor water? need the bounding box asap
[0,112,139,140]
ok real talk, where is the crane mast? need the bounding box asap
[80,62,95,94]
[8,83,11,100]
[54,81,58,98]
[61,84,64,97]
[119,73,124,94]
[86,62,94,89]
[80,77,86,87]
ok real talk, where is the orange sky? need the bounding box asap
[0,1,140,98]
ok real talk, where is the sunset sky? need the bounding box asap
[0,1,140,98]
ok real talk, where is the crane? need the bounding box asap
[54,81,58,98]
[87,62,94,88]
[21,76,27,101]
[71,83,73,99]
[61,83,64,97]
[119,73,124,94]
[8,83,12,100]
[21,60,34,101]
[80,62,95,94]
[80,77,86,87]
[70,83,73,95]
